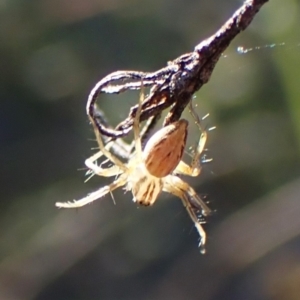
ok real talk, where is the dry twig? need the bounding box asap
[87,0,269,139]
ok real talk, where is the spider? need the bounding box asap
[56,91,212,253]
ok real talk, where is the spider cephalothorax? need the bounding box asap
[56,95,211,253]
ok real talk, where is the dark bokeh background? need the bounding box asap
[1,0,300,299]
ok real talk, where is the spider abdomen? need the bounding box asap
[143,119,188,178]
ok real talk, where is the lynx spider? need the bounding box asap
[56,90,212,252]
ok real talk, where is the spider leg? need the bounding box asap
[181,193,207,254]
[175,100,210,176]
[107,138,131,160]
[85,77,151,179]
[85,148,123,177]
[93,106,131,159]
[55,174,127,208]
[188,100,210,168]
[93,102,161,159]
[128,112,161,154]
[163,178,208,253]
[89,115,128,172]
[175,131,207,176]
[167,176,211,215]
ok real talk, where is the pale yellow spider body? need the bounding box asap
[56,94,211,252]
[128,119,188,206]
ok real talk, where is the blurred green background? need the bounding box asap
[1,0,300,299]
